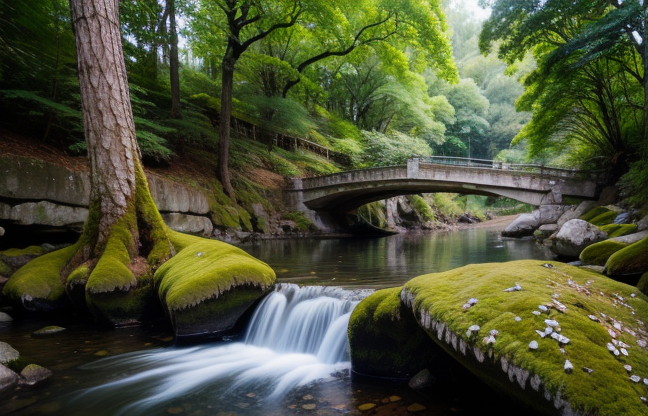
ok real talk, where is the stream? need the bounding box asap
[0,225,556,415]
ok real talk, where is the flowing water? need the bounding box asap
[1,226,555,415]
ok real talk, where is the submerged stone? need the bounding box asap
[403,260,648,416]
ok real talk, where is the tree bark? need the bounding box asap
[218,54,237,202]
[70,0,139,248]
[168,0,181,119]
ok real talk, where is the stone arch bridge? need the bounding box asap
[284,157,603,215]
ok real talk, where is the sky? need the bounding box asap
[450,0,492,21]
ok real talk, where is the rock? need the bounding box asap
[0,201,87,229]
[504,284,522,292]
[502,213,539,238]
[564,360,573,373]
[358,403,376,411]
[160,213,213,237]
[407,403,427,412]
[32,326,66,337]
[0,364,19,395]
[0,342,19,364]
[637,214,648,232]
[0,226,4,236]
[408,369,434,389]
[536,224,559,240]
[529,341,538,350]
[20,364,52,386]
[638,272,648,297]
[155,233,276,339]
[403,260,648,416]
[348,288,441,380]
[605,236,648,277]
[0,312,12,322]
[551,219,608,258]
[557,201,597,228]
[536,205,570,225]
[0,246,44,269]
[580,239,629,267]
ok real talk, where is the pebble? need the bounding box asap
[608,329,618,338]
[529,341,538,350]
[607,343,616,352]
[613,321,622,331]
[588,315,599,322]
[467,325,480,334]
[624,365,632,372]
[582,367,594,374]
[545,319,560,327]
[544,327,553,335]
[302,395,314,400]
[538,305,548,312]
[536,330,546,338]
[358,403,376,411]
[638,340,647,348]
[564,360,574,373]
[489,329,499,337]
[533,311,541,316]
[515,316,522,322]
[631,293,636,298]
[504,283,522,292]
[631,375,641,383]
[644,378,648,386]
[483,335,496,345]
[407,403,427,412]
[550,332,570,345]
[620,348,628,357]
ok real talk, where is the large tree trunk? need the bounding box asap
[217,53,237,202]
[168,0,181,120]
[66,0,172,324]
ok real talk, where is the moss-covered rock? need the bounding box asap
[579,240,628,267]
[155,230,275,338]
[0,260,11,277]
[638,272,648,297]
[605,236,648,277]
[588,211,619,227]
[599,224,637,238]
[0,246,45,271]
[2,244,77,311]
[348,287,441,380]
[579,206,612,223]
[403,260,648,416]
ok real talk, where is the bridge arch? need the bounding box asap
[284,158,600,215]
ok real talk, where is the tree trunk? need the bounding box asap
[644,2,648,149]
[168,0,181,119]
[217,54,237,202]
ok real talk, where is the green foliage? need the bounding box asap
[357,201,387,229]
[360,130,432,167]
[284,211,314,232]
[580,207,612,223]
[409,195,435,222]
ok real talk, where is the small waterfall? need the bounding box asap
[58,284,372,416]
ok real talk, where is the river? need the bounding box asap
[0,224,555,416]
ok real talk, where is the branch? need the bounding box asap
[238,1,302,52]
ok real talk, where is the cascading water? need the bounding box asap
[53,284,371,416]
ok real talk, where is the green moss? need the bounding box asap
[157,232,275,312]
[599,224,638,238]
[580,206,611,222]
[638,272,648,297]
[404,260,648,416]
[589,211,619,227]
[284,211,314,232]
[0,260,11,276]
[605,236,648,277]
[0,246,44,257]
[580,240,629,266]
[348,287,441,379]
[2,244,78,309]
[409,195,435,222]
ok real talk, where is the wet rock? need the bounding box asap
[0,342,19,364]
[407,403,427,412]
[0,312,12,322]
[20,364,52,386]
[358,403,376,411]
[557,201,597,228]
[408,369,434,390]
[551,219,608,258]
[32,326,66,337]
[502,213,539,238]
[0,364,19,395]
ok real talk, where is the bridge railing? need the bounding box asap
[418,156,607,183]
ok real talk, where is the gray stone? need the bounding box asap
[536,205,570,225]
[564,360,574,373]
[502,213,539,238]
[529,341,538,350]
[147,174,209,215]
[161,213,213,236]
[0,201,88,229]
[551,219,608,258]
[609,230,648,245]
[19,364,52,386]
[408,368,434,389]
[638,214,648,232]
[557,201,598,228]
[0,364,19,395]
[0,342,19,364]
[32,326,66,337]
[0,312,12,322]
[0,226,4,236]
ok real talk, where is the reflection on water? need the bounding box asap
[243,228,555,289]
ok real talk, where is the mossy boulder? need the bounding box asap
[638,272,648,297]
[402,260,648,416]
[0,246,44,271]
[605,236,648,278]
[580,240,628,267]
[599,224,637,238]
[155,231,275,338]
[580,206,614,224]
[348,287,441,380]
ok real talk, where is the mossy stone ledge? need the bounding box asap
[348,287,441,380]
[155,231,275,339]
[403,260,648,416]
[604,236,648,278]
[579,240,628,267]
